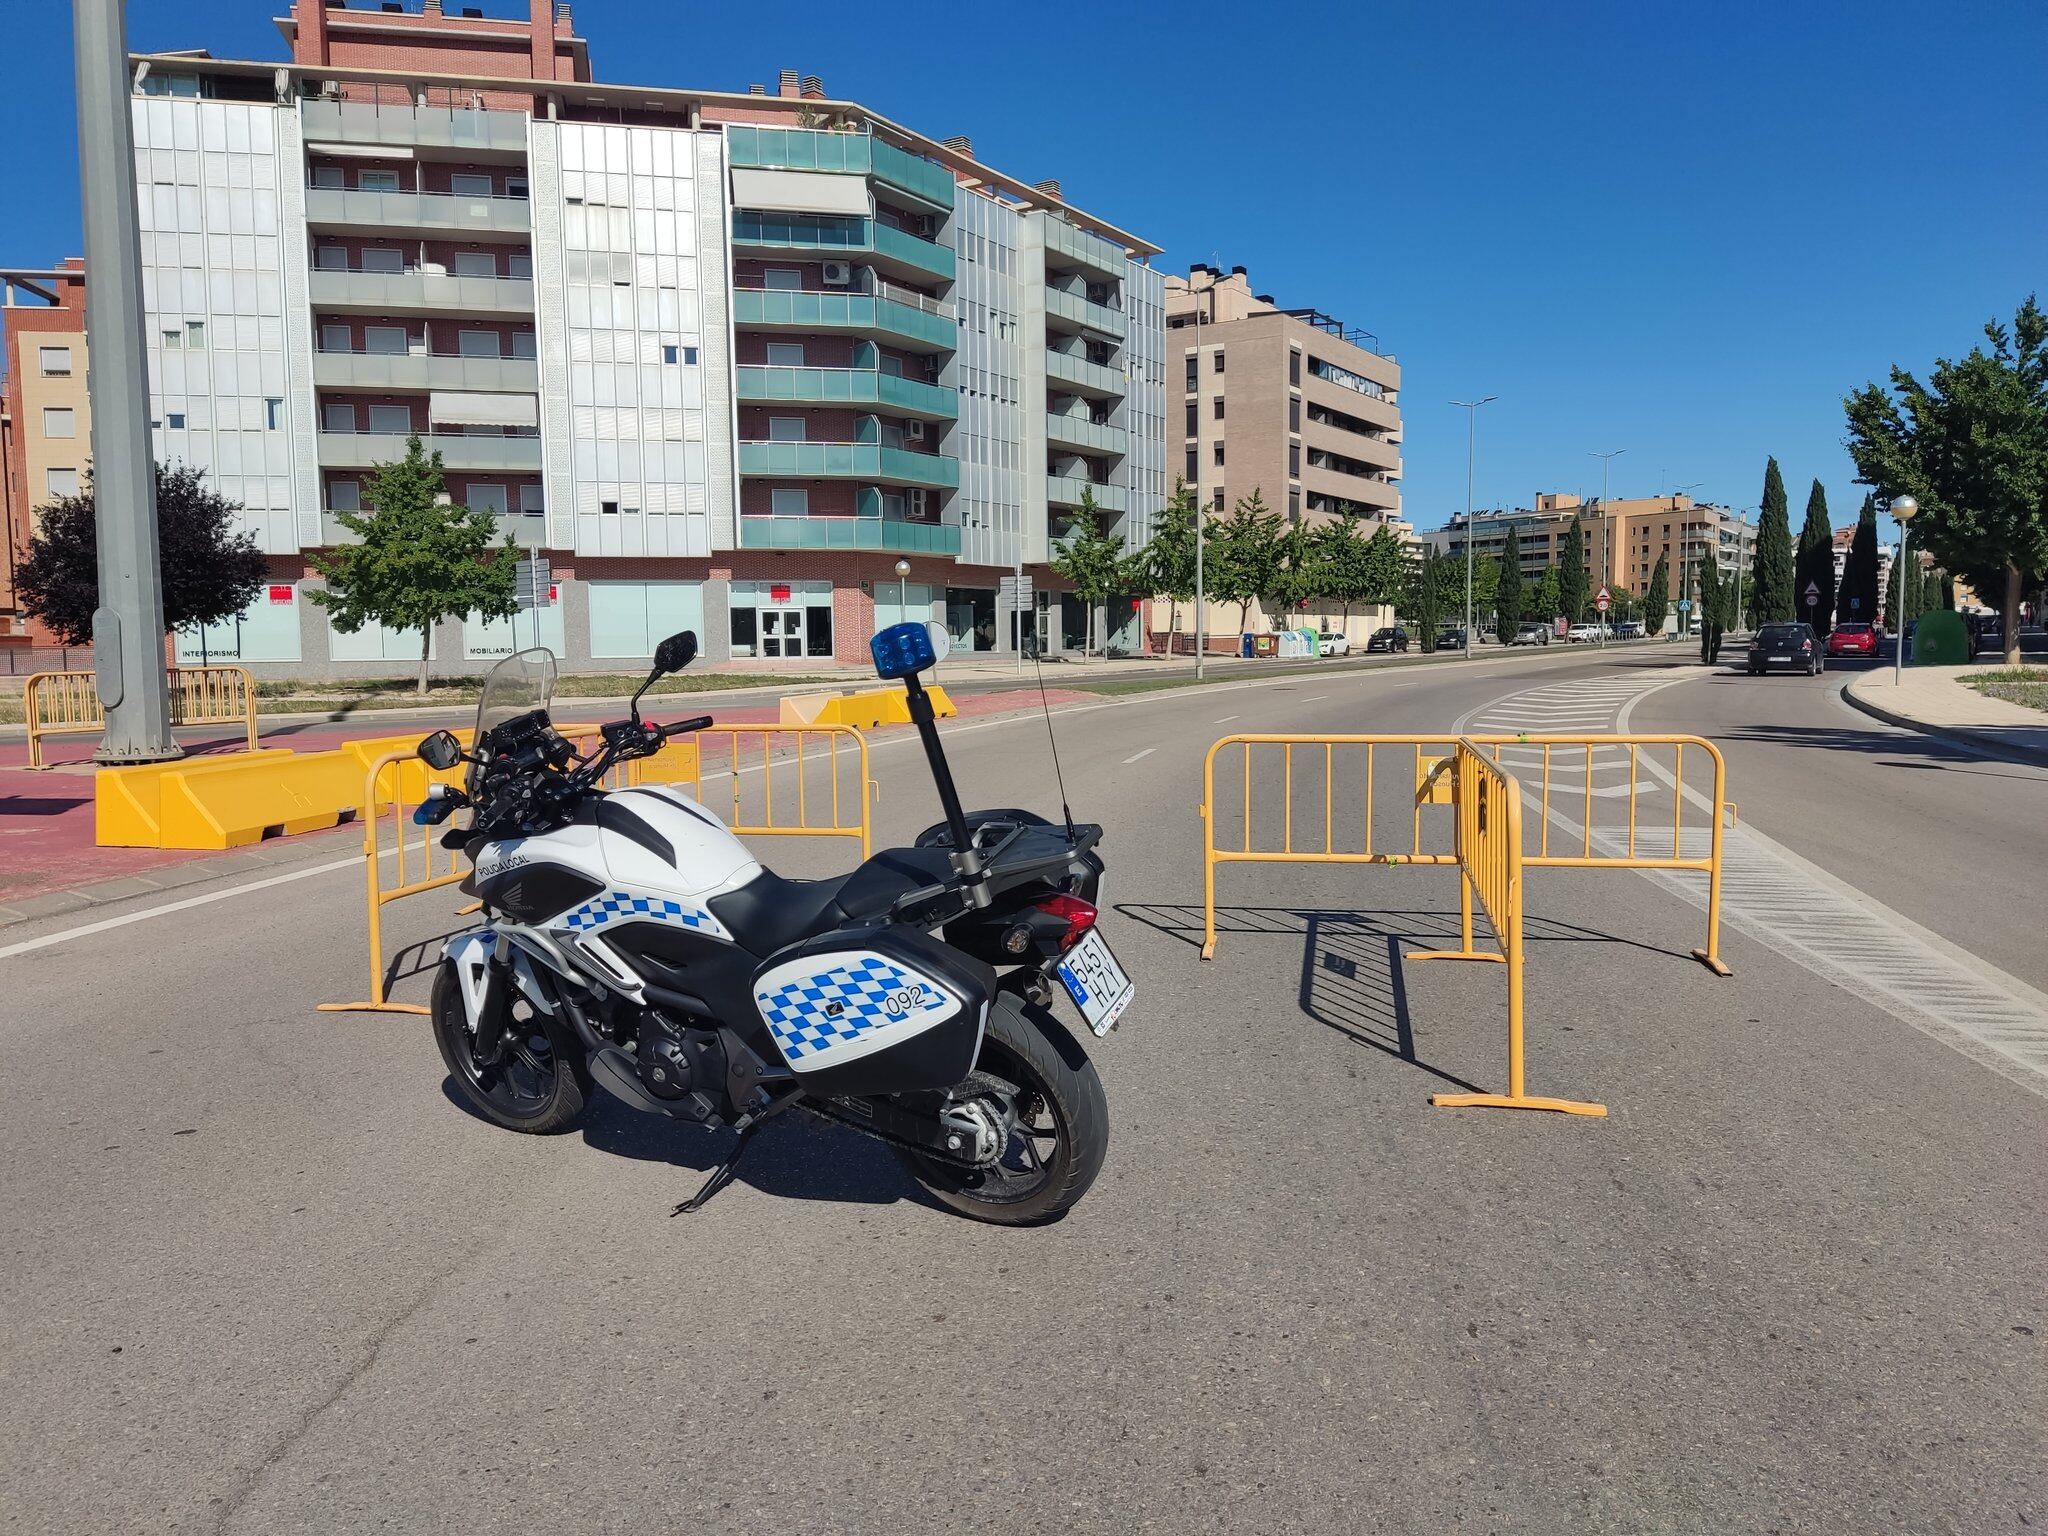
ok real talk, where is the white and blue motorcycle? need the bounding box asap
[411,622,1132,1224]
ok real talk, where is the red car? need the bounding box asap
[1826,622,1878,658]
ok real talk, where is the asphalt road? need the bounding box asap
[2,644,2042,1534]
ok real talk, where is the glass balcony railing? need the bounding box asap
[868,138,957,210]
[734,365,957,419]
[737,440,960,489]
[1040,215,1127,279]
[732,287,955,352]
[1045,347,1126,397]
[870,220,955,282]
[726,125,956,210]
[1045,412,1127,457]
[1044,475,1127,513]
[732,213,955,282]
[738,516,961,555]
[1044,284,1126,338]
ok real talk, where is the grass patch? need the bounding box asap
[1071,676,1219,697]
[1960,666,2048,713]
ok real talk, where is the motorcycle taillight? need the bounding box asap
[1033,893,1098,951]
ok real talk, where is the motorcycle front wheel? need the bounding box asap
[431,963,590,1135]
[894,994,1109,1226]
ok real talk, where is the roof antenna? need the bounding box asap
[1023,625,1075,839]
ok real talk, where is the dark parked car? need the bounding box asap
[1745,622,1824,675]
[1366,627,1411,654]
[1967,612,2003,653]
[1436,628,1467,651]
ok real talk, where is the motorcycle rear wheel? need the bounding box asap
[894,994,1108,1226]
[431,963,590,1135]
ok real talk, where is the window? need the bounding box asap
[1184,402,1197,438]
[1213,350,1225,373]
[42,407,75,438]
[321,323,351,352]
[38,346,71,376]
[185,321,204,345]
[506,251,533,279]
[453,251,496,277]
[518,483,544,517]
[367,404,411,433]
[767,416,806,442]
[1183,356,1197,390]
[764,341,805,366]
[1185,448,1197,482]
[323,401,356,431]
[310,164,344,189]
[1288,443,1300,478]
[161,327,183,350]
[359,170,401,193]
[167,412,186,430]
[315,245,347,270]
[662,344,679,365]
[1213,488,1225,511]
[1212,397,1224,420]
[510,332,536,359]
[330,478,361,511]
[468,484,508,515]
[682,346,698,365]
[458,329,502,358]
[46,467,79,497]
[505,175,528,199]
[364,326,408,355]
[763,268,802,291]
[360,248,403,274]
[1212,443,1225,467]
[449,172,491,196]
[1289,350,1301,385]
[600,500,619,515]
[1289,488,1300,521]
[770,488,809,516]
[1288,397,1300,433]
[264,398,284,430]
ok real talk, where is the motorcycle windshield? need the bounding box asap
[474,647,557,740]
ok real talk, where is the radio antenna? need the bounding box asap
[1027,635,1075,838]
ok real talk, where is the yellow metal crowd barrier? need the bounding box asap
[1197,731,1738,1115]
[26,664,258,769]
[320,722,875,1015]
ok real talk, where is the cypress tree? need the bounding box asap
[1643,552,1669,636]
[1495,523,1525,641]
[1840,494,1881,627]
[1559,512,1589,621]
[1794,478,1836,636]
[1751,456,1796,622]
[1696,555,1724,663]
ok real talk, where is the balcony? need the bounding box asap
[735,365,957,421]
[317,431,543,472]
[312,350,539,394]
[1045,412,1127,458]
[303,186,531,239]
[738,441,959,490]
[308,268,534,316]
[726,125,956,211]
[300,100,529,158]
[1045,347,1126,399]
[1044,285,1126,339]
[738,515,961,556]
[732,286,955,353]
[1040,215,1126,280]
[731,213,955,283]
[1045,475,1127,514]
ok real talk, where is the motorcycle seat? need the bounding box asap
[710,844,958,957]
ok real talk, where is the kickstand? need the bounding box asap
[671,1126,756,1217]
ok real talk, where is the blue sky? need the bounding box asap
[4,0,2041,531]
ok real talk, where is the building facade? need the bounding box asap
[1157,264,1402,647]
[114,0,1163,677]
[1,262,92,644]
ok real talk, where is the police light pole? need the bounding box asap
[1451,396,1495,654]
[75,0,180,762]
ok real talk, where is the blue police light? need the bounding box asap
[870,621,937,680]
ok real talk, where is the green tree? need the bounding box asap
[1308,516,1372,625]
[1207,488,1284,633]
[1845,295,2048,664]
[309,436,518,694]
[1494,524,1525,641]
[1264,522,1324,622]
[1397,552,1453,640]
[1751,456,1796,622]
[1838,494,1882,627]
[1530,564,1561,623]
[1643,552,1670,637]
[16,461,268,650]
[1138,477,1199,653]
[1050,491,1141,659]
[1696,555,1725,663]
[1469,554,1501,625]
[1558,512,1589,621]
[1794,478,1837,637]
[1359,523,1406,609]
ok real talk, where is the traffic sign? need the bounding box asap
[1677,599,1692,612]
[1595,585,1612,613]
[1805,580,1821,605]
[515,554,552,609]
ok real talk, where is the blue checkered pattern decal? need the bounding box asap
[755,955,954,1065]
[557,890,728,940]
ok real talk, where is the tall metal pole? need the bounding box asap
[1891,496,1917,686]
[1589,448,1625,636]
[75,0,178,762]
[1451,396,1494,654]
[1191,275,1206,678]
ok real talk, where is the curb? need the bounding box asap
[1841,678,2048,770]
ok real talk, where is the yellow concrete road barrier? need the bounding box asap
[779,685,954,731]
[27,665,258,770]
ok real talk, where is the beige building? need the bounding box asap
[1154,263,1403,648]
[2,261,92,644]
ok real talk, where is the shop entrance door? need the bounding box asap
[760,607,806,658]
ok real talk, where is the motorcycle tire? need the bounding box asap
[894,993,1109,1226]
[431,962,590,1135]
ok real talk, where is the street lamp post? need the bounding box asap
[1452,396,1496,653]
[1589,449,1626,636]
[1891,496,1917,685]
[894,558,912,626]
[1190,277,1206,678]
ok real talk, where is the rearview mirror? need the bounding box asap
[653,630,698,675]
[417,730,463,771]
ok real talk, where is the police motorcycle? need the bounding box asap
[410,621,1133,1224]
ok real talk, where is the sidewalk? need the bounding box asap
[1844,663,2048,767]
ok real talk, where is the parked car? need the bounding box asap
[1436,628,1467,651]
[1967,612,2003,653]
[1511,622,1551,646]
[1614,620,1646,640]
[1317,630,1351,657]
[1566,622,1604,643]
[1365,627,1410,654]
[1746,622,1824,675]
[1826,621,1878,659]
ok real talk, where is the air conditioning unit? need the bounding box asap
[821,261,853,286]
[906,419,926,442]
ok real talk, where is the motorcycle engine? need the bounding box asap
[635,1016,724,1103]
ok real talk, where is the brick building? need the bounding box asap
[1,261,92,646]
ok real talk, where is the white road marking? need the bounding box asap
[1122,747,1157,764]
[1215,715,1239,723]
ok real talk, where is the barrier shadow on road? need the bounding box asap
[1706,720,2048,779]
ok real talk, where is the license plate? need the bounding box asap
[1056,929,1134,1037]
[1769,655,1789,662]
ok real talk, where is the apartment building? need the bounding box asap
[1,261,91,644]
[1441,492,1757,610]
[116,0,1163,677]
[1158,264,1402,646]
